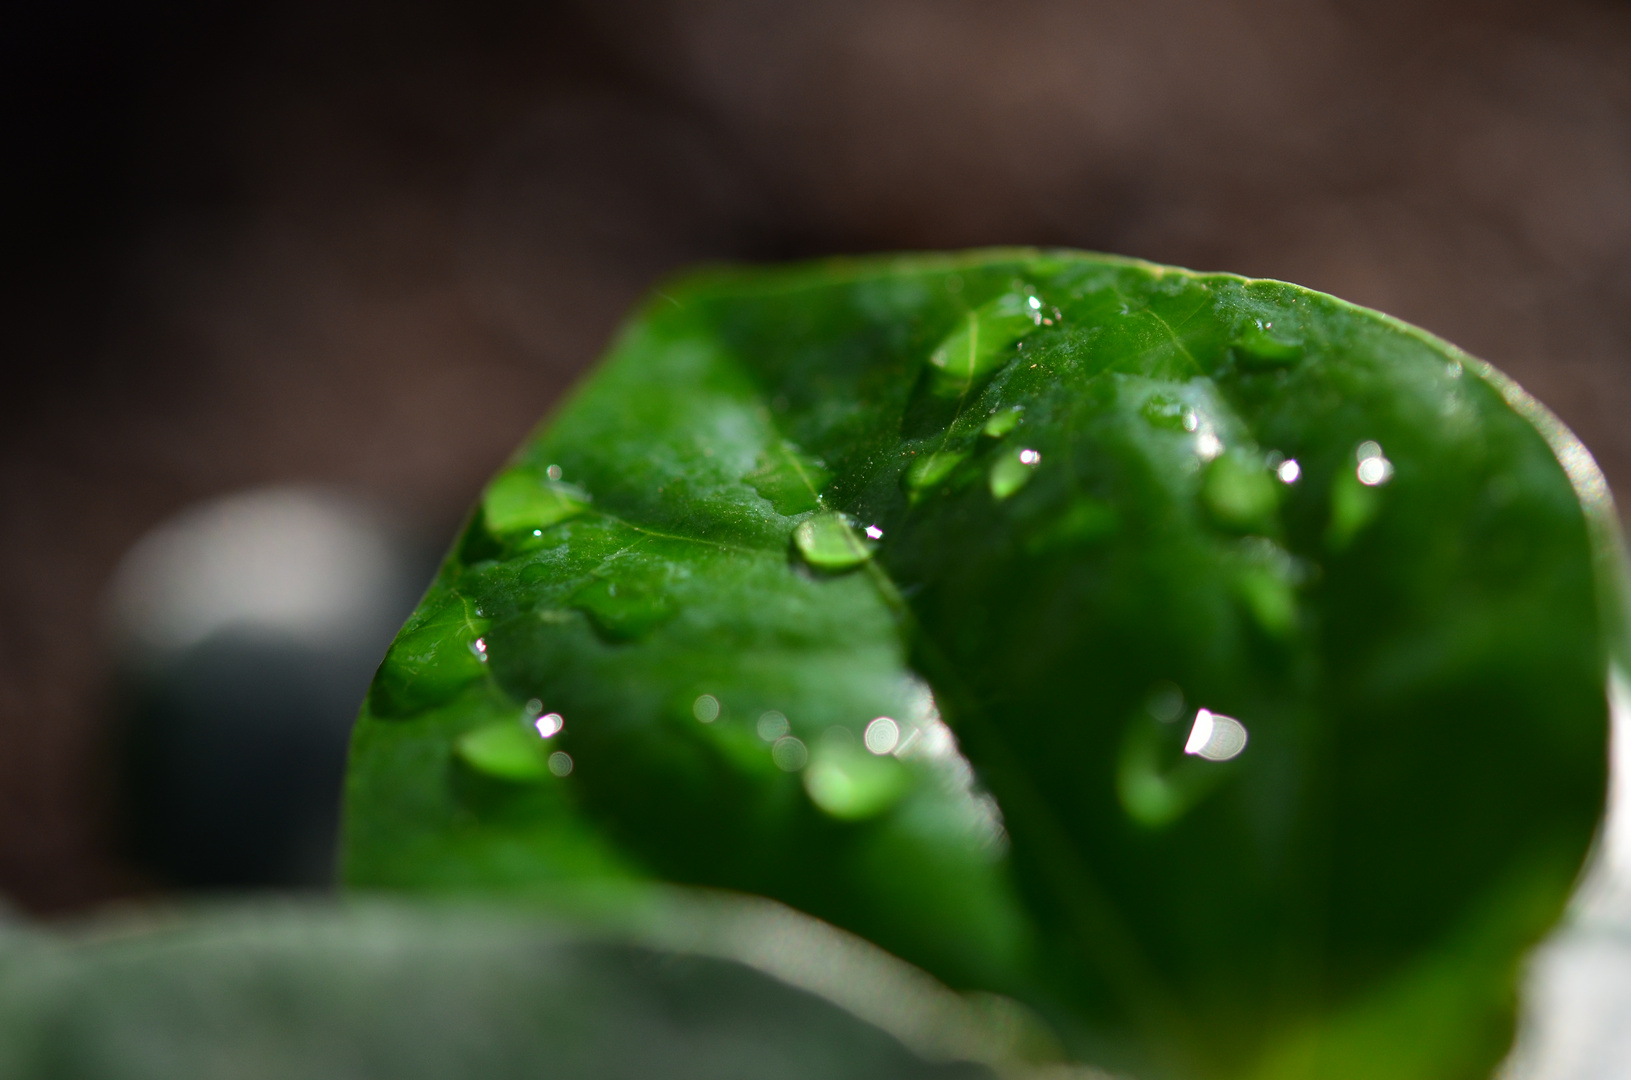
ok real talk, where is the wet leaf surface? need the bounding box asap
[346,250,1624,1080]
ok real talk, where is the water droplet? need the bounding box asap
[483,467,588,540]
[693,694,720,723]
[903,450,967,496]
[456,721,552,782]
[1276,459,1301,483]
[368,595,491,719]
[534,712,563,738]
[1232,324,1304,368]
[523,698,543,718]
[1357,457,1392,485]
[756,710,790,741]
[745,442,832,516]
[864,716,900,754]
[468,638,489,660]
[1447,360,1463,379]
[1182,410,1200,433]
[1195,430,1224,461]
[1141,394,1189,432]
[865,524,884,540]
[989,448,1041,500]
[772,735,809,771]
[804,740,909,820]
[548,751,574,776]
[1203,452,1279,531]
[926,292,1038,396]
[793,512,875,570]
[546,464,563,481]
[570,576,677,642]
[1184,708,1248,761]
[982,406,1023,438]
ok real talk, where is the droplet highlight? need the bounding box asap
[772,735,809,771]
[1184,708,1249,761]
[693,694,721,723]
[864,717,900,754]
[757,710,790,742]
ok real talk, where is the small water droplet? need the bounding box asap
[546,464,562,481]
[523,698,544,718]
[1276,459,1301,483]
[469,638,489,661]
[757,710,790,741]
[693,694,720,723]
[1195,431,1224,461]
[989,448,1041,500]
[865,524,884,540]
[982,406,1023,438]
[1184,708,1248,761]
[1447,360,1463,379]
[1182,410,1200,433]
[548,751,574,776]
[793,512,875,570]
[865,717,900,754]
[534,712,563,738]
[772,735,809,771]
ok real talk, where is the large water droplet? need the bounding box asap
[456,719,554,782]
[926,291,1039,397]
[745,442,832,516]
[803,735,910,820]
[368,594,491,718]
[483,467,588,540]
[793,512,876,570]
[570,576,676,642]
[1232,323,1303,369]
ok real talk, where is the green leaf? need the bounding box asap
[344,250,1624,1080]
[0,896,1030,1080]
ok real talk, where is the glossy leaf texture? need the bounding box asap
[344,250,1625,1080]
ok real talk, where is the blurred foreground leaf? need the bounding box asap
[345,250,1626,1079]
[0,894,1031,1080]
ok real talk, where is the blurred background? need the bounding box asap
[3,0,1630,919]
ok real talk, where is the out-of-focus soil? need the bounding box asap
[2,0,1629,910]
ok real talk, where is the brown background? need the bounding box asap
[3,0,1629,911]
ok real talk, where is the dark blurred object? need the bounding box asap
[105,489,425,888]
[1,0,1629,914]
